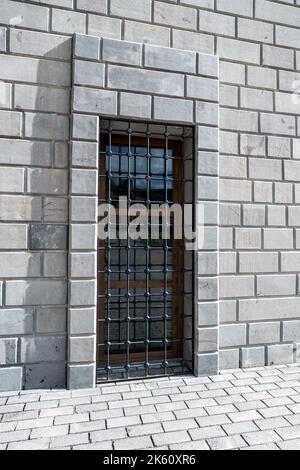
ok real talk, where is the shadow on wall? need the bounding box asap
[15,36,72,390]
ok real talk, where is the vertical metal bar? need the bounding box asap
[106,122,113,380]
[145,125,151,376]
[126,124,132,379]
[192,128,196,375]
[163,126,169,375]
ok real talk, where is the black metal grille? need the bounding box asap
[97,120,194,382]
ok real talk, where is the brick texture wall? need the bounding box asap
[0,0,300,390]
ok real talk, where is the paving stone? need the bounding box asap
[106,415,141,429]
[74,442,114,450]
[25,400,59,411]
[263,397,294,407]
[90,408,124,421]
[140,412,174,425]
[132,397,162,407]
[152,431,191,447]
[255,417,290,431]
[7,439,50,450]
[114,436,153,450]
[55,413,90,426]
[277,439,300,450]
[242,430,280,446]
[75,403,107,413]
[258,406,292,419]
[69,420,105,434]
[16,417,53,430]
[275,425,300,441]
[228,410,262,423]
[196,414,231,427]
[49,432,89,449]
[155,401,187,412]
[0,404,24,414]
[243,443,279,451]
[189,425,226,441]
[269,388,298,398]
[170,440,210,450]
[60,397,91,407]
[127,422,163,437]
[286,414,300,426]
[91,428,127,443]
[91,393,121,404]
[0,429,30,444]
[187,398,218,408]
[235,400,267,412]
[205,404,238,415]
[39,406,74,418]
[124,405,156,417]
[31,425,69,439]
[287,403,300,414]
[222,421,259,435]
[2,410,38,423]
[207,435,247,450]
[174,408,207,420]
[0,422,16,433]
[162,418,198,432]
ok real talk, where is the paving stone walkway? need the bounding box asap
[1,364,300,450]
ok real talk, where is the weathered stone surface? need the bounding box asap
[30,225,67,250]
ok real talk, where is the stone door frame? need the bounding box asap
[67,33,220,389]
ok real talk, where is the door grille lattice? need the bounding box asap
[97,120,194,382]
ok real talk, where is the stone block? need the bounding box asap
[0,196,42,222]
[154,1,197,30]
[69,280,97,307]
[5,280,67,307]
[72,114,99,141]
[267,344,294,366]
[69,308,96,335]
[0,367,22,392]
[27,169,68,195]
[69,336,96,363]
[235,229,261,250]
[110,0,151,22]
[0,110,22,137]
[52,8,86,34]
[102,38,142,66]
[20,336,66,363]
[71,169,97,195]
[74,60,104,87]
[68,364,96,389]
[107,65,184,97]
[241,347,265,368]
[10,29,71,60]
[70,253,97,278]
[74,33,100,60]
[73,87,117,115]
[71,224,97,250]
[120,93,152,120]
[36,307,66,334]
[145,44,196,73]
[0,309,34,335]
[154,97,193,123]
[249,322,280,345]
[219,324,247,347]
[24,363,66,390]
[30,224,67,250]
[0,338,18,365]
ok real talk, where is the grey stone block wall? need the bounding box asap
[0,0,300,391]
